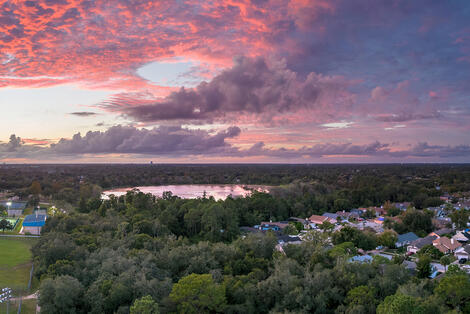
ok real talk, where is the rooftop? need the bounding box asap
[397,232,419,243]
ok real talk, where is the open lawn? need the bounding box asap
[0,298,37,314]
[0,238,33,267]
[0,238,37,295]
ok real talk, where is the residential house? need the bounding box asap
[452,230,470,244]
[393,202,411,211]
[373,207,387,217]
[336,211,359,221]
[428,205,446,218]
[407,235,438,254]
[288,217,308,225]
[396,232,419,248]
[22,213,46,235]
[454,244,470,261]
[308,215,335,227]
[355,220,384,233]
[429,228,453,238]
[350,208,365,217]
[432,237,461,254]
[259,221,289,232]
[440,194,451,202]
[322,212,340,222]
[433,217,451,229]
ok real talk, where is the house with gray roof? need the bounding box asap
[407,235,438,254]
[429,228,453,237]
[396,232,419,248]
[455,244,470,261]
[322,212,340,222]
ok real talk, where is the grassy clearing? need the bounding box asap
[0,238,37,295]
[0,298,37,314]
[0,238,33,267]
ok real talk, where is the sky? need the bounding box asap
[1,0,470,163]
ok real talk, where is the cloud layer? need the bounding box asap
[1,1,470,162]
[99,57,355,124]
[2,126,470,162]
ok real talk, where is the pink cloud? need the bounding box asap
[0,0,335,91]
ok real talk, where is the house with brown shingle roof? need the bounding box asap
[432,237,461,254]
[308,214,335,226]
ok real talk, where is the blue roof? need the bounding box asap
[23,214,46,227]
[397,232,419,243]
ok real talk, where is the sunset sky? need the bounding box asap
[1,0,470,163]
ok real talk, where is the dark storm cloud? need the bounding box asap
[50,125,241,155]
[99,57,354,123]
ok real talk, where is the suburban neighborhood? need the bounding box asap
[246,197,470,277]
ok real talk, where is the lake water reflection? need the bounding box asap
[103,184,270,201]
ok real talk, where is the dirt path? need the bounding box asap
[10,291,37,301]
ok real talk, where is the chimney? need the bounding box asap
[451,238,454,244]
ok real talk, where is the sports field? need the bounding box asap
[0,238,32,267]
[0,238,37,313]
[0,238,36,291]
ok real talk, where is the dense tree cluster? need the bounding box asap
[32,190,470,313]
[385,209,434,237]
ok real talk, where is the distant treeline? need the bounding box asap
[1,164,470,210]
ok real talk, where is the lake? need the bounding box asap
[102,184,270,200]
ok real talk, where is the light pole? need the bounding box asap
[0,287,12,314]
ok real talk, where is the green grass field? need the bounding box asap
[0,238,37,294]
[0,238,38,313]
[0,238,33,267]
[0,298,36,314]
